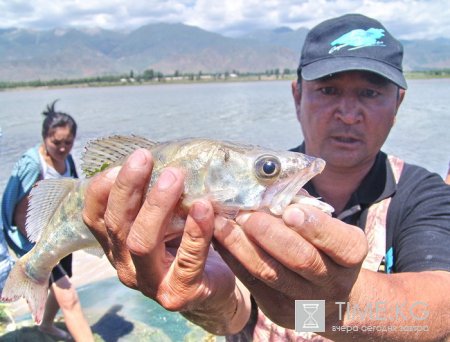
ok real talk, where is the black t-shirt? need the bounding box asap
[291,144,450,273]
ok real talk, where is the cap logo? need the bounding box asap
[329,28,385,54]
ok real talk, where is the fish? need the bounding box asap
[1,135,333,323]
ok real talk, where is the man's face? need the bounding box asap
[293,71,405,171]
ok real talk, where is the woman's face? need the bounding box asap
[44,125,75,162]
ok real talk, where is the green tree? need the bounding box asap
[274,68,280,79]
[143,69,155,80]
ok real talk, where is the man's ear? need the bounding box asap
[291,80,301,105]
[292,80,302,121]
[394,87,406,117]
[398,88,406,106]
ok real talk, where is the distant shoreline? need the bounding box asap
[1,74,290,92]
[1,71,449,93]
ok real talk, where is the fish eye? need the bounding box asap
[255,155,281,180]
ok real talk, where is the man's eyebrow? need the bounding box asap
[314,72,391,86]
[362,73,390,86]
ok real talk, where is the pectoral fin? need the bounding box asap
[26,178,78,242]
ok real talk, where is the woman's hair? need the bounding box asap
[42,100,77,139]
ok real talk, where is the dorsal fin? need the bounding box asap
[81,135,158,177]
[26,178,78,242]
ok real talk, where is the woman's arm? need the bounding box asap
[13,195,29,237]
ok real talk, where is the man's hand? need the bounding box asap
[82,149,249,334]
[213,204,368,329]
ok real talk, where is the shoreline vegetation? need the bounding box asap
[1,69,450,91]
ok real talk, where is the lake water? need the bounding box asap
[0,79,449,340]
[1,79,449,188]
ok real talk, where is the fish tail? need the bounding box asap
[1,259,49,324]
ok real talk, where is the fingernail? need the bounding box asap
[157,169,177,190]
[283,207,305,226]
[235,212,251,226]
[105,166,120,180]
[191,201,209,221]
[128,149,148,169]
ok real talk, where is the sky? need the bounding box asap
[1,0,449,40]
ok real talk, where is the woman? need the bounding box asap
[1,100,93,341]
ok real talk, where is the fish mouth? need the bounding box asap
[263,157,325,215]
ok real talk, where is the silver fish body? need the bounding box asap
[83,137,328,218]
[1,136,330,322]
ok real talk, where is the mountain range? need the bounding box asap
[1,23,449,82]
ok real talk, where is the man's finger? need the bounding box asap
[127,167,185,256]
[213,216,316,297]
[174,200,214,283]
[233,212,334,282]
[127,167,185,296]
[157,200,216,310]
[104,149,153,286]
[105,149,153,244]
[83,166,120,258]
[282,204,368,267]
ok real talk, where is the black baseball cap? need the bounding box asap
[298,13,407,89]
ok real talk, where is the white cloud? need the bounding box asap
[0,0,449,39]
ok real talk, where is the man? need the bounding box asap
[82,14,450,341]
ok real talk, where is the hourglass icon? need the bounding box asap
[302,303,320,329]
